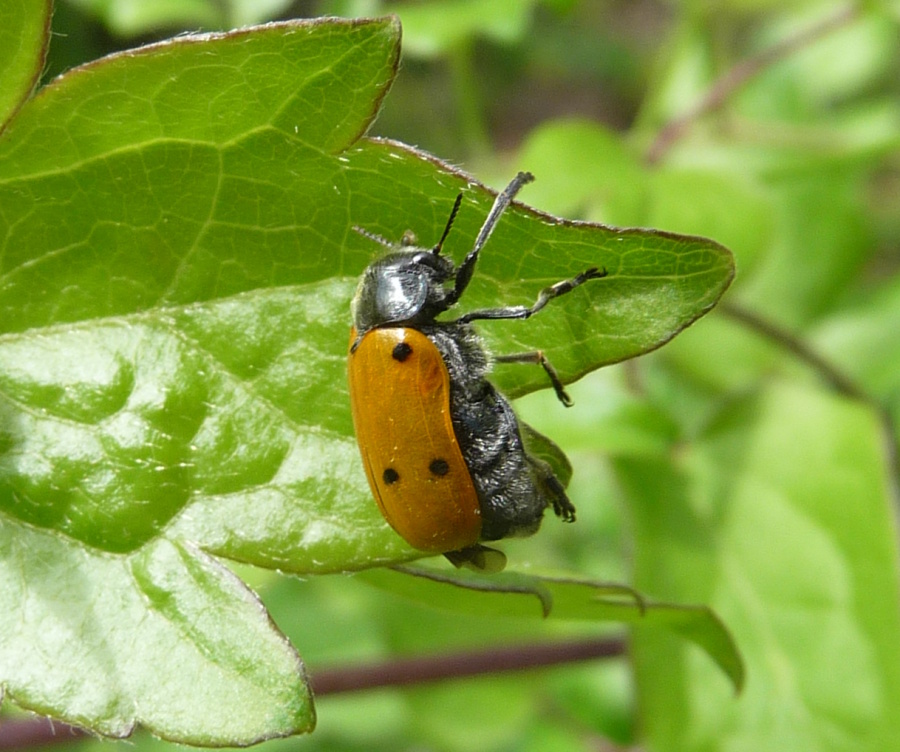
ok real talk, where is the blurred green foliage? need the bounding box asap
[2,1,899,751]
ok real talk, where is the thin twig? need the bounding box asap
[720,302,900,509]
[645,4,861,164]
[310,636,627,695]
[721,302,867,400]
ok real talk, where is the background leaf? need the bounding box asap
[623,383,900,749]
[0,525,313,742]
[362,565,745,693]
[0,0,51,127]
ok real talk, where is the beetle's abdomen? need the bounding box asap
[422,324,557,541]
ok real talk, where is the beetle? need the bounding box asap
[348,172,606,570]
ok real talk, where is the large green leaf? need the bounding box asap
[0,528,312,742]
[0,14,733,741]
[0,16,401,743]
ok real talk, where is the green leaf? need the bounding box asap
[812,274,900,398]
[622,382,900,750]
[360,565,744,692]
[738,9,898,117]
[0,525,313,742]
[68,0,221,35]
[0,16,401,741]
[0,14,733,740]
[68,0,299,36]
[515,118,647,222]
[0,0,50,128]
[384,0,537,57]
[520,422,573,488]
[737,173,873,325]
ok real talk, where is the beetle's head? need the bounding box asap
[351,248,456,334]
[351,194,464,338]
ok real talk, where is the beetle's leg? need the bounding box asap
[444,544,508,573]
[446,172,535,306]
[495,350,573,406]
[458,266,607,326]
[461,267,606,406]
[527,455,576,522]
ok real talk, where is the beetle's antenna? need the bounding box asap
[448,171,535,303]
[433,193,464,256]
[353,226,395,248]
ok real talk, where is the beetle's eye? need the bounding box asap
[411,251,444,271]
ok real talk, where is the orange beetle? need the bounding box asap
[348,172,606,570]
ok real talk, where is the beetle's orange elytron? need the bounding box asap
[348,171,607,570]
[348,326,481,553]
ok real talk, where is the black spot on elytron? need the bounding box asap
[429,458,450,476]
[383,468,399,485]
[392,342,413,362]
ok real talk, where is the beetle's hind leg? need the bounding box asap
[528,455,576,522]
[494,350,573,406]
[444,544,508,573]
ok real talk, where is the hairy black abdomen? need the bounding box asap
[423,324,565,541]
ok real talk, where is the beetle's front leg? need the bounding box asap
[457,266,607,325]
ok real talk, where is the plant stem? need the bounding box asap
[721,302,865,400]
[721,302,900,510]
[449,39,491,158]
[310,636,626,695]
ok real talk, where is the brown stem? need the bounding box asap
[310,636,627,695]
[645,4,861,164]
[721,302,900,509]
[721,302,866,400]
